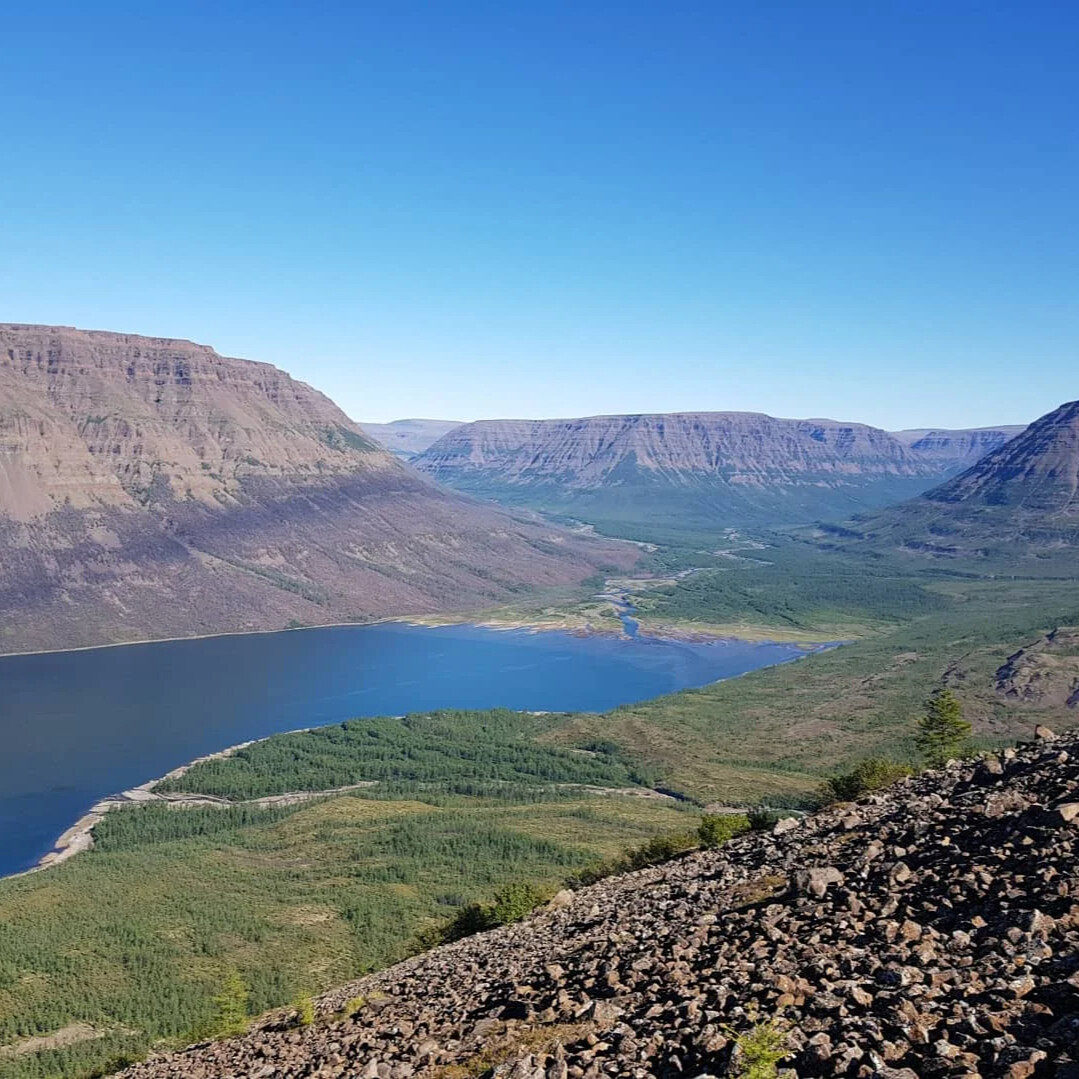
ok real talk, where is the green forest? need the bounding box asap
[0,786,689,1079]
[157,709,655,801]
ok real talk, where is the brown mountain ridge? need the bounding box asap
[412,412,1021,535]
[828,400,1079,563]
[0,325,633,654]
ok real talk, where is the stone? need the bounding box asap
[794,866,845,898]
[111,728,1079,1079]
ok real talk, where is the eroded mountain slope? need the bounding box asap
[832,400,1079,563]
[0,326,632,652]
[412,412,1010,533]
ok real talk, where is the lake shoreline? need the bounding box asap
[0,608,833,660]
[2,622,833,881]
[0,615,436,661]
[396,613,833,648]
[8,738,267,880]
[15,707,707,882]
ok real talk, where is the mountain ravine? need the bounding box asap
[0,325,634,654]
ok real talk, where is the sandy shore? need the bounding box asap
[404,612,837,648]
[12,739,265,879]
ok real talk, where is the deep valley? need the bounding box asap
[2,327,1077,1079]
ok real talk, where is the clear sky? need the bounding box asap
[2,3,1076,428]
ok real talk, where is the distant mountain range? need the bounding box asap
[830,400,1079,563]
[891,425,1027,472]
[0,326,631,653]
[412,412,1024,535]
[0,324,1052,652]
[359,418,463,459]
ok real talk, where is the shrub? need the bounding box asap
[332,994,376,1021]
[490,881,550,925]
[822,758,913,803]
[731,1020,788,1078]
[623,831,697,870]
[747,808,784,832]
[698,813,750,849]
[567,827,700,888]
[438,881,550,944]
[440,901,497,942]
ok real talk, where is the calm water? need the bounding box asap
[0,622,813,877]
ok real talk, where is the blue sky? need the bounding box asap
[2,3,1076,428]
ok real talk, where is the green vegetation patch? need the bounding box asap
[155,709,655,801]
[543,575,1079,804]
[320,425,380,453]
[630,541,948,637]
[0,795,688,1079]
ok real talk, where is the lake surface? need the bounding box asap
[0,621,815,877]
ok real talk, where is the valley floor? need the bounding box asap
[5,534,1079,1079]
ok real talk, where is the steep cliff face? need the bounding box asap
[412,412,957,532]
[892,425,1026,473]
[0,324,393,518]
[418,412,935,488]
[828,401,1079,562]
[0,326,634,653]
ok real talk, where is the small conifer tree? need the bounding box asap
[292,991,315,1027]
[915,688,972,767]
[212,970,250,1037]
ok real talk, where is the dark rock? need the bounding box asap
[117,731,1079,1079]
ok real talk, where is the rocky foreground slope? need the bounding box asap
[122,729,1079,1079]
[0,326,630,652]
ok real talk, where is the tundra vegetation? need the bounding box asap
[2,541,1078,1078]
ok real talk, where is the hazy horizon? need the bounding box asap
[357,410,1037,431]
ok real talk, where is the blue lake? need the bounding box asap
[0,621,815,877]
